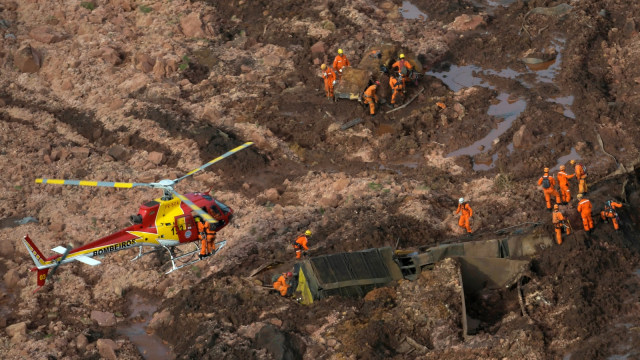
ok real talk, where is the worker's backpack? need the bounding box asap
[542,176,551,189]
[271,273,281,284]
[579,163,588,176]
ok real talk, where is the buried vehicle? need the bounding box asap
[281,229,552,336]
[334,43,423,100]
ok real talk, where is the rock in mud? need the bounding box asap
[107,145,129,161]
[3,268,19,288]
[5,321,27,344]
[29,26,65,44]
[97,338,118,360]
[90,310,116,327]
[13,43,41,73]
[76,334,88,350]
[148,309,174,331]
[148,151,165,165]
[513,125,534,149]
[446,14,486,32]
[0,238,15,257]
[180,12,205,38]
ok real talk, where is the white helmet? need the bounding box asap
[459,198,464,204]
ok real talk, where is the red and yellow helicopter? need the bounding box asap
[23,142,253,289]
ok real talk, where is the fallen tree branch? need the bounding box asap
[386,87,424,114]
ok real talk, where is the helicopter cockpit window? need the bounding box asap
[202,195,213,201]
[215,200,230,214]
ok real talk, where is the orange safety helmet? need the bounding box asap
[544,167,549,173]
[553,204,559,210]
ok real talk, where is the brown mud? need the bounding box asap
[1,0,640,359]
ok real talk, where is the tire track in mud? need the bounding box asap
[0,89,179,166]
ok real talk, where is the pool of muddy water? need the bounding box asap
[116,293,173,360]
[426,35,574,170]
[400,1,427,20]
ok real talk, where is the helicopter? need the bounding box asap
[23,142,253,289]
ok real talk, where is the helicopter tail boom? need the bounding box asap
[23,235,57,289]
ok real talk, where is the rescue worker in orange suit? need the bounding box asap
[600,199,623,231]
[196,217,217,259]
[556,165,574,204]
[389,72,404,108]
[455,198,473,234]
[391,53,414,87]
[570,159,588,195]
[332,48,350,79]
[321,64,336,100]
[273,272,292,297]
[293,230,311,259]
[552,204,570,245]
[576,193,594,233]
[363,81,379,116]
[537,167,561,211]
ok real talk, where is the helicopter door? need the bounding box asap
[174,214,198,243]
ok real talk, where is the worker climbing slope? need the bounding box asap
[332,48,350,79]
[600,199,623,231]
[576,193,594,234]
[552,204,570,245]
[537,167,561,211]
[363,81,379,116]
[293,230,311,259]
[320,64,336,101]
[455,197,473,234]
[557,165,575,204]
[571,159,588,195]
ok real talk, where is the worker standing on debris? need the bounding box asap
[600,199,623,231]
[576,193,594,233]
[552,204,570,245]
[570,159,588,195]
[389,72,404,107]
[196,217,217,259]
[332,49,350,79]
[455,198,473,234]
[321,64,336,101]
[537,167,561,211]
[363,81,379,116]
[273,272,293,297]
[557,165,574,204]
[392,54,414,86]
[293,230,311,259]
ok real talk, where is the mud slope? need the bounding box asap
[1,0,640,359]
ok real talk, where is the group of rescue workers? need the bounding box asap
[539,161,624,245]
[269,48,630,299]
[453,160,625,245]
[320,49,416,116]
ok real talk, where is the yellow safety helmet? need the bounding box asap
[399,53,405,59]
[570,159,576,165]
[305,230,312,236]
[321,64,327,70]
[338,48,343,54]
[544,167,549,173]
[559,165,565,171]
[577,193,583,199]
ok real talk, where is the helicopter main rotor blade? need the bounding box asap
[173,142,253,184]
[36,179,153,189]
[170,190,217,224]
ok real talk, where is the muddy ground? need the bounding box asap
[1,0,640,359]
